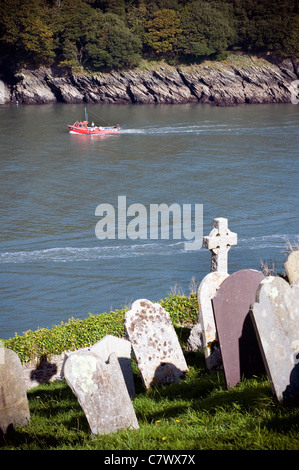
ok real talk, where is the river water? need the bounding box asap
[0,102,298,339]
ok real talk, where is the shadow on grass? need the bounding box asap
[1,350,298,450]
[0,381,90,449]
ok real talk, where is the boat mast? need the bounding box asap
[85,107,88,123]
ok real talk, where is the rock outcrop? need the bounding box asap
[1,55,298,106]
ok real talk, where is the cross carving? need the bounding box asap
[203,218,237,273]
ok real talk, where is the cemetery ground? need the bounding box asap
[1,292,299,450]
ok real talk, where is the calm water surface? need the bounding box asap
[0,102,298,339]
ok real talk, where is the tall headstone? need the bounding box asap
[189,217,236,367]
[198,272,229,369]
[251,276,299,402]
[212,269,265,389]
[64,350,139,436]
[124,299,188,388]
[284,250,299,284]
[0,347,30,434]
[202,217,237,273]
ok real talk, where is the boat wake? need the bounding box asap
[0,242,185,264]
[119,124,231,135]
[119,122,297,136]
[0,234,295,264]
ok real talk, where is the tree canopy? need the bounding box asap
[0,0,297,73]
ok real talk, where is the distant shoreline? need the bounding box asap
[1,54,298,107]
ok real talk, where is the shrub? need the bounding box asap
[2,294,198,364]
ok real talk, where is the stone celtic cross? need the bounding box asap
[203,217,237,273]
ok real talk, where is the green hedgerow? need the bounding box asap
[2,294,198,364]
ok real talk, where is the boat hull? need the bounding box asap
[68,125,119,135]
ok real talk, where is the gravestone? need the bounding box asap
[188,217,236,366]
[64,350,139,436]
[198,272,229,369]
[61,335,135,397]
[124,299,188,388]
[90,335,135,398]
[186,323,204,352]
[212,269,265,389]
[202,217,237,273]
[0,347,30,434]
[251,276,299,402]
[284,250,299,284]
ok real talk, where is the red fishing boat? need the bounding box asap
[68,108,120,135]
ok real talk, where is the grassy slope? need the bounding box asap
[1,353,299,450]
[1,293,299,450]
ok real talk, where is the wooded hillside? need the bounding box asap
[0,0,298,74]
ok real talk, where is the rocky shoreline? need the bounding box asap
[0,55,298,106]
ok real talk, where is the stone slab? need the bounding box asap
[90,335,135,398]
[124,299,188,388]
[186,323,204,352]
[64,350,139,436]
[284,250,299,284]
[251,276,299,402]
[61,335,135,397]
[198,271,229,369]
[212,269,265,389]
[0,348,30,434]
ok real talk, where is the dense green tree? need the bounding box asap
[0,0,55,66]
[95,0,126,17]
[0,0,297,73]
[126,1,149,43]
[50,0,100,68]
[146,8,182,56]
[178,1,236,59]
[85,13,142,70]
[228,0,298,54]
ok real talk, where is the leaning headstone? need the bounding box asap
[251,276,299,403]
[198,271,229,369]
[212,269,265,389]
[202,217,237,273]
[284,250,299,284]
[124,299,188,388]
[64,350,139,436]
[61,335,135,397]
[0,347,30,434]
[90,335,135,398]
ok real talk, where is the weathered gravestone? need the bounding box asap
[64,350,139,436]
[198,272,229,369]
[212,269,265,389]
[124,299,188,388]
[0,347,30,434]
[186,323,204,352]
[62,335,135,397]
[91,335,135,398]
[251,276,299,403]
[284,250,299,285]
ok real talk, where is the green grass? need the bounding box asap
[1,351,299,450]
[1,291,298,450]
